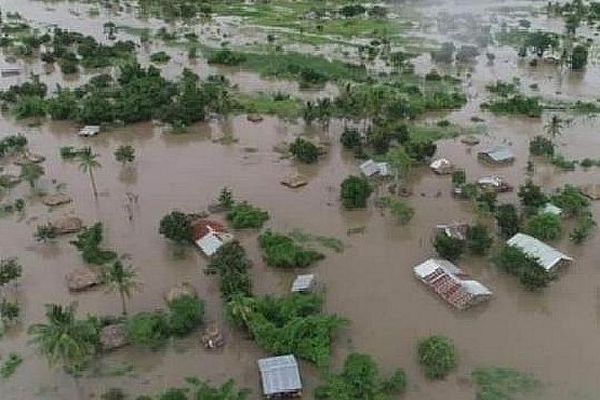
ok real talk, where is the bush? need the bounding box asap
[529,136,554,157]
[150,51,171,63]
[167,295,204,336]
[14,96,46,119]
[452,170,466,186]
[289,137,319,163]
[518,180,547,211]
[207,49,247,66]
[495,204,520,238]
[433,233,464,261]
[340,175,373,209]
[382,197,414,224]
[466,224,493,255]
[70,223,117,265]
[417,335,457,380]
[340,128,362,149]
[315,353,407,399]
[570,213,596,244]
[550,185,589,216]
[482,95,542,117]
[226,202,269,229]
[0,258,22,286]
[259,231,324,268]
[526,213,562,241]
[126,312,170,348]
[493,245,553,290]
[206,241,253,301]
[159,211,193,244]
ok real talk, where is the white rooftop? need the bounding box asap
[541,203,563,216]
[507,233,573,271]
[414,258,462,279]
[479,146,514,162]
[258,355,302,396]
[359,160,390,177]
[291,274,316,293]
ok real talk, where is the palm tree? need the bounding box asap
[28,304,98,399]
[226,294,255,330]
[103,260,139,315]
[545,114,563,138]
[386,147,413,189]
[20,162,44,189]
[77,148,101,198]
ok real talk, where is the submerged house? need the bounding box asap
[78,125,101,137]
[435,222,469,241]
[540,203,562,216]
[429,158,453,175]
[191,219,233,257]
[506,233,573,272]
[258,355,303,399]
[360,159,390,177]
[413,258,492,310]
[291,274,316,293]
[477,175,513,192]
[477,146,515,164]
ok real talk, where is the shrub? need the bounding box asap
[159,211,193,244]
[529,136,554,157]
[550,185,589,216]
[289,137,319,163]
[466,224,493,255]
[206,241,253,301]
[218,187,234,210]
[150,51,171,63]
[340,128,362,149]
[495,204,520,238]
[340,175,373,209]
[452,170,466,186]
[493,245,553,290]
[259,231,324,268]
[382,197,414,224]
[207,49,246,66]
[0,258,22,287]
[114,145,135,165]
[473,367,540,400]
[570,212,596,244]
[70,223,117,265]
[417,335,457,379]
[518,180,547,211]
[167,295,204,336]
[226,202,269,229]
[14,96,46,119]
[482,95,542,117]
[433,233,464,261]
[526,213,562,241]
[126,312,170,348]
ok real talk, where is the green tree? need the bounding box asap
[466,224,493,255]
[417,335,457,380]
[125,312,170,348]
[544,115,563,138]
[28,304,99,396]
[527,213,562,241]
[386,147,413,188]
[452,170,466,186]
[159,211,193,244]
[289,137,319,163]
[218,187,234,210]
[570,44,588,69]
[495,204,520,238]
[34,223,58,243]
[383,197,414,224]
[494,245,552,290]
[20,162,44,189]
[433,233,464,261]
[167,295,204,336]
[340,128,362,149]
[518,180,547,211]
[113,145,135,166]
[529,136,554,156]
[0,258,22,287]
[226,202,269,229]
[340,175,373,209]
[103,260,139,315]
[78,148,101,198]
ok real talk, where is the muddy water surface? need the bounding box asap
[1,0,600,399]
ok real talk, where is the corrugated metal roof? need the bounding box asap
[359,160,390,177]
[258,355,302,396]
[479,146,514,162]
[541,203,563,216]
[414,258,462,278]
[291,274,315,293]
[507,233,573,271]
[195,232,223,257]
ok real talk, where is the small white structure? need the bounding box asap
[506,233,573,272]
[258,355,302,399]
[414,258,492,309]
[78,125,101,137]
[477,175,513,192]
[191,220,233,257]
[478,146,515,164]
[360,159,390,177]
[541,203,562,216]
[429,158,453,175]
[435,222,468,241]
[1,67,21,77]
[291,274,316,293]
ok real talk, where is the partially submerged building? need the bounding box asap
[291,274,316,293]
[429,158,453,175]
[506,233,573,272]
[435,222,469,241]
[477,175,513,192]
[258,355,302,399]
[540,203,562,216]
[78,125,101,137]
[360,159,390,177]
[413,258,492,310]
[477,146,515,164]
[191,220,233,257]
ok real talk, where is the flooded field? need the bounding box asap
[1,0,600,399]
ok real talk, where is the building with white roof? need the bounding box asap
[506,233,573,272]
[258,355,302,399]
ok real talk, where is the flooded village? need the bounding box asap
[1,0,600,399]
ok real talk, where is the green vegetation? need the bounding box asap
[167,295,205,336]
[235,93,302,120]
[159,211,193,244]
[433,233,464,261]
[417,335,457,380]
[60,146,89,160]
[149,51,171,63]
[0,258,22,287]
[78,148,101,198]
[103,260,139,315]
[0,134,27,157]
[340,175,373,209]
[289,137,319,163]
[226,201,269,229]
[34,223,58,243]
[207,48,247,66]
[570,212,596,244]
[529,136,554,157]
[19,163,44,188]
[315,353,407,399]
[472,367,540,400]
[486,81,518,97]
[218,187,235,210]
[482,95,542,117]
[466,224,493,255]
[139,377,249,400]
[114,145,135,165]
[494,245,554,290]
[495,204,521,239]
[288,229,345,253]
[550,185,589,216]
[126,311,170,348]
[258,231,324,268]
[380,197,415,224]
[518,181,548,213]
[206,241,253,302]
[0,353,23,379]
[526,213,562,241]
[70,223,118,265]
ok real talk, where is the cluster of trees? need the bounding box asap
[136,377,249,400]
[226,201,269,229]
[433,223,493,261]
[0,257,22,328]
[289,137,319,163]
[340,175,373,209]
[481,94,542,117]
[258,231,324,268]
[493,245,553,290]
[207,242,346,368]
[315,353,407,399]
[70,223,117,265]
[417,335,457,379]
[0,134,27,157]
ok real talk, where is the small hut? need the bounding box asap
[435,222,469,241]
[477,146,514,164]
[191,220,233,257]
[78,125,101,137]
[477,175,513,192]
[291,274,316,293]
[258,355,302,399]
[65,268,100,292]
[429,158,453,175]
[360,160,390,177]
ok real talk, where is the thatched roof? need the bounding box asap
[164,282,197,304]
[100,324,128,351]
[65,268,100,291]
[50,216,83,234]
[42,194,72,207]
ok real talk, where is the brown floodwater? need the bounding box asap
[1,0,600,399]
